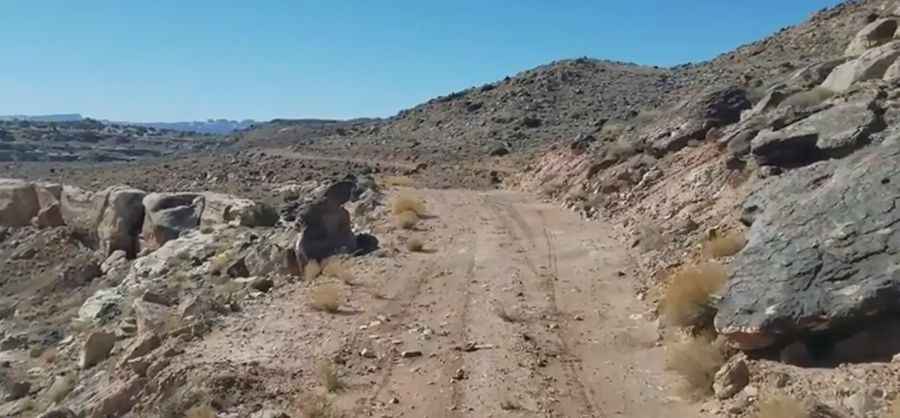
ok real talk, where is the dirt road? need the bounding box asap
[183,189,702,417]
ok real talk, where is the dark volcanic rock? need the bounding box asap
[716,142,900,350]
[751,93,884,167]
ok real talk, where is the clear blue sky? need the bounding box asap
[1,1,842,122]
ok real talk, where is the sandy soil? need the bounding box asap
[162,188,703,417]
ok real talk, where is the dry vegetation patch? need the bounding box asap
[406,237,425,252]
[310,284,342,313]
[661,262,727,328]
[322,257,354,285]
[704,230,747,259]
[665,337,725,399]
[304,259,322,281]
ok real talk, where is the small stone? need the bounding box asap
[574,314,584,321]
[401,350,422,358]
[80,331,116,369]
[453,368,466,380]
[846,390,876,417]
[390,397,400,404]
[5,380,30,401]
[360,349,377,359]
[713,355,750,400]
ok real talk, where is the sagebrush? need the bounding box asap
[665,337,725,399]
[661,262,727,328]
[310,285,342,313]
[703,230,747,259]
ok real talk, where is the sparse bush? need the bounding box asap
[310,285,341,313]
[304,259,322,281]
[755,396,807,418]
[322,258,354,285]
[406,237,425,252]
[391,194,426,217]
[208,249,236,275]
[782,87,834,109]
[185,404,217,418]
[394,211,420,230]
[661,262,727,328]
[665,337,725,399]
[318,361,344,392]
[298,393,340,418]
[703,230,747,259]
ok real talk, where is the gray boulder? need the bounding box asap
[97,185,146,257]
[80,331,116,369]
[142,193,205,248]
[750,95,882,167]
[201,192,278,227]
[79,288,126,324]
[0,178,38,226]
[822,41,900,92]
[32,182,64,227]
[61,185,104,243]
[716,143,900,350]
[844,18,898,57]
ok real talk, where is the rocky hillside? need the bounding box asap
[0,118,225,163]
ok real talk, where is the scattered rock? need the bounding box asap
[142,192,205,248]
[844,18,898,56]
[78,288,126,324]
[401,350,422,358]
[713,355,750,400]
[201,192,278,227]
[80,331,116,369]
[0,178,39,227]
[96,185,146,258]
[37,408,77,418]
[822,41,900,92]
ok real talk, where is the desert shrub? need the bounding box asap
[298,394,340,418]
[704,230,747,259]
[310,285,341,313]
[382,175,414,187]
[185,404,217,418]
[318,361,344,392]
[782,87,834,109]
[406,237,425,252]
[755,396,807,418]
[665,337,725,399]
[322,258,354,285]
[394,211,420,230]
[208,249,236,275]
[304,259,322,281]
[661,262,727,328]
[391,194,426,217]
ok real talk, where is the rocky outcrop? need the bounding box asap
[0,178,38,226]
[201,192,278,227]
[822,41,900,92]
[295,181,359,263]
[716,142,900,350]
[142,193,205,248]
[80,331,116,369]
[32,182,64,227]
[750,93,883,167]
[844,18,898,57]
[97,186,146,257]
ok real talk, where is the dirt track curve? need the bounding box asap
[177,189,703,417]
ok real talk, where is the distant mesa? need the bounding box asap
[0,114,258,134]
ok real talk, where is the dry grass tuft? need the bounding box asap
[185,404,217,418]
[298,393,341,418]
[310,285,342,313]
[382,175,414,188]
[394,211,420,230]
[782,87,834,109]
[322,258,354,285]
[318,360,344,392]
[391,194,426,217]
[406,237,425,252]
[304,259,322,281]
[704,230,747,259]
[661,262,727,328]
[755,396,808,418]
[665,337,725,399]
